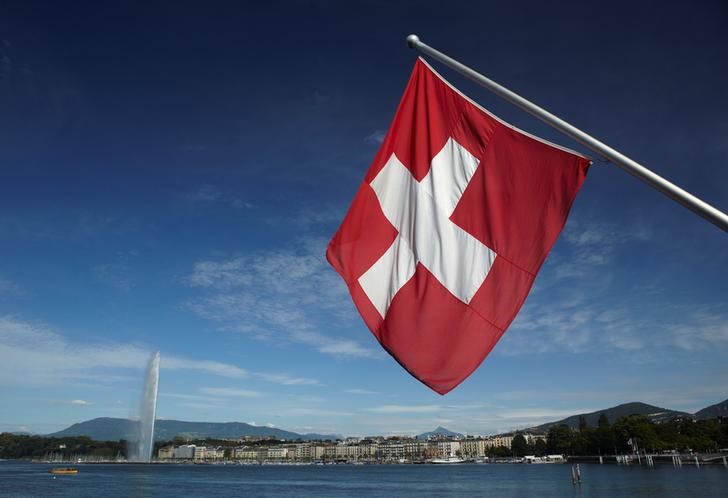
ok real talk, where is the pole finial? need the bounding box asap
[406,34,420,49]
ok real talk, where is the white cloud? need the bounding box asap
[255,373,321,386]
[199,387,263,398]
[285,205,346,229]
[288,408,353,417]
[500,289,728,359]
[500,304,597,355]
[496,408,596,419]
[343,389,378,395]
[668,310,728,350]
[70,399,90,405]
[365,129,385,145]
[553,218,650,280]
[185,237,382,359]
[163,357,249,379]
[0,316,251,387]
[365,405,443,414]
[159,392,220,402]
[246,421,277,428]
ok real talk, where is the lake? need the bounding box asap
[1,461,727,497]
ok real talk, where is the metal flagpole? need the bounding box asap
[406,34,728,233]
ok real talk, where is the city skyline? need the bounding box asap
[1,1,726,438]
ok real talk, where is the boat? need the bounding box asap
[49,468,78,475]
[523,454,565,464]
[430,456,465,464]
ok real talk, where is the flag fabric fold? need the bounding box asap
[327,58,590,394]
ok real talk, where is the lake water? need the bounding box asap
[1,461,727,497]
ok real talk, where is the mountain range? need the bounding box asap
[528,398,728,433]
[44,398,727,441]
[694,398,728,420]
[48,418,339,442]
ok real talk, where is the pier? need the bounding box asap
[567,453,728,466]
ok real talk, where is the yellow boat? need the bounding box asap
[49,468,78,475]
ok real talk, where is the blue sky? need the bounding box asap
[1,0,726,437]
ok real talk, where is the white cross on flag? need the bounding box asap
[327,59,590,394]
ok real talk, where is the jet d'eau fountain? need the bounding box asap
[129,352,160,462]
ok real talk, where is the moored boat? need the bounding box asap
[49,468,78,475]
[430,456,465,464]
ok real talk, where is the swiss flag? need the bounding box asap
[327,58,590,394]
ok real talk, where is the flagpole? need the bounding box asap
[406,34,728,233]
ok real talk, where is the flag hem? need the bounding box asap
[417,57,593,164]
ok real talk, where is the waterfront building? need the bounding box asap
[157,446,174,460]
[233,447,260,460]
[358,442,379,459]
[267,447,289,460]
[436,440,461,458]
[193,446,207,461]
[335,443,359,460]
[460,439,487,457]
[486,435,514,449]
[173,444,196,459]
[312,445,326,460]
[205,447,225,460]
[294,443,312,460]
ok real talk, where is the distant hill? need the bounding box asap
[417,426,464,440]
[695,398,728,420]
[531,402,690,432]
[47,418,339,442]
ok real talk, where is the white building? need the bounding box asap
[436,441,461,458]
[233,447,260,460]
[267,447,289,460]
[173,445,196,459]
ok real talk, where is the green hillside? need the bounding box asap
[531,402,690,432]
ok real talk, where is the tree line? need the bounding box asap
[0,433,126,460]
[509,414,728,457]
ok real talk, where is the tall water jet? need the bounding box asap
[132,351,160,462]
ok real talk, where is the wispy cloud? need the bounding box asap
[343,389,379,395]
[186,184,253,210]
[255,372,321,386]
[282,205,347,229]
[365,129,385,145]
[163,357,249,379]
[500,284,728,359]
[553,218,650,280]
[92,250,139,291]
[0,275,21,295]
[668,310,728,351]
[288,408,353,417]
[70,399,90,405]
[247,421,277,428]
[159,392,221,403]
[199,387,263,398]
[184,237,382,359]
[0,316,251,387]
[365,405,442,414]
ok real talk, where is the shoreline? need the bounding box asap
[18,452,728,467]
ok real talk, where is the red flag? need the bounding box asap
[327,58,590,394]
